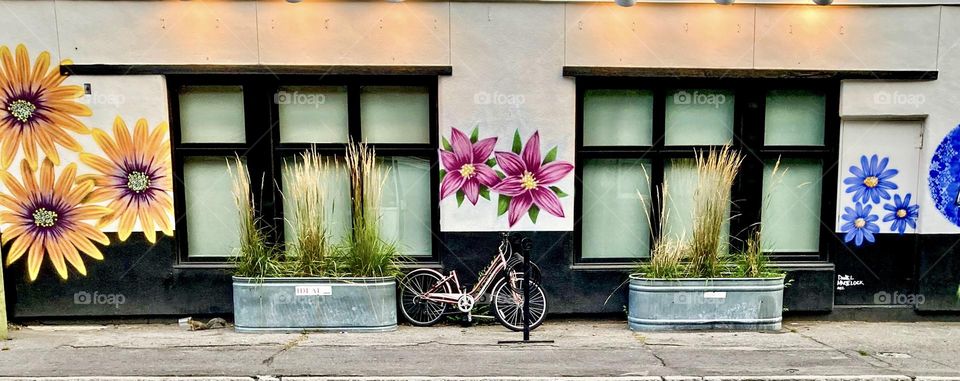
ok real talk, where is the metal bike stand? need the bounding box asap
[498,235,554,345]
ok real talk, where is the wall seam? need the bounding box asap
[751,5,757,69]
[53,0,63,63]
[936,5,943,72]
[255,0,262,65]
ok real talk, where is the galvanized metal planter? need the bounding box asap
[627,275,785,331]
[232,276,397,333]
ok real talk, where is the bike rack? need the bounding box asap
[498,234,555,345]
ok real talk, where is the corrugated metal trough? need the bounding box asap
[628,275,785,331]
[232,276,397,333]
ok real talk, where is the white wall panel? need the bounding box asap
[0,1,61,64]
[755,5,939,70]
[258,1,450,66]
[56,0,259,64]
[565,3,755,68]
[440,3,575,231]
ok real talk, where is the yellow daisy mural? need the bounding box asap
[80,117,174,243]
[0,44,91,170]
[0,159,110,281]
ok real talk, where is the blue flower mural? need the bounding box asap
[882,193,919,234]
[844,154,898,204]
[840,202,880,247]
[929,124,960,227]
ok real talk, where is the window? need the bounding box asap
[576,80,838,263]
[170,76,439,263]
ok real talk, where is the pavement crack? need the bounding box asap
[643,343,668,368]
[262,333,308,366]
[793,329,892,371]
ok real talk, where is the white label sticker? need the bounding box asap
[703,291,727,299]
[295,285,332,296]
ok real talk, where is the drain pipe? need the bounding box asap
[0,266,6,340]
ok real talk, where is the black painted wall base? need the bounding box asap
[7,235,233,318]
[7,230,958,319]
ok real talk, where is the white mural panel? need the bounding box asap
[836,120,922,245]
[439,3,574,232]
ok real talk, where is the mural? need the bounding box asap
[439,127,573,228]
[929,124,960,227]
[0,43,174,281]
[0,159,110,281]
[79,117,174,244]
[0,44,91,170]
[840,154,917,247]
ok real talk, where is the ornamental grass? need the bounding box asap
[229,156,284,278]
[635,145,779,279]
[229,143,400,279]
[687,145,743,278]
[340,141,402,278]
[283,148,343,277]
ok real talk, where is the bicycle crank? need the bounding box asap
[456,294,476,313]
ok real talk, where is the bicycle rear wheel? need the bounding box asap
[398,269,450,326]
[491,276,547,331]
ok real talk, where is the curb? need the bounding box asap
[2,377,959,381]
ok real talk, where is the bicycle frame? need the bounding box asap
[417,238,516,306]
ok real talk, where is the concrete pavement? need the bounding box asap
[0,319,957,379]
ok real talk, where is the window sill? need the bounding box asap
[570,263,637,271]
[174,261,236,270]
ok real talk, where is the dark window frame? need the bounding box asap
[573,77,840,265]
[167,75,441,265]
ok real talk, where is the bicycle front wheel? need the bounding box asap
[398,269,449,326]
[491,277,547,331]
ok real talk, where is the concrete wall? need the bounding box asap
[2,0,960,313]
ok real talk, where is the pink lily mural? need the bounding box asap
[491,131,573,227]
[439,127,574,228]
[439,127,499,205]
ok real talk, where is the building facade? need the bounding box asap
[2,0,959,318]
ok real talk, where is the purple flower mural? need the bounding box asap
[439,127,574,228]
[439,127,499,205]
[491,131,573,227]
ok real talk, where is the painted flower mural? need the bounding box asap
[840,202,880,247]
[80,117,174,243]
[0,44,91,170]
[439,127,574,228]
[439,127,499,205]
[491,131,573,227]
[0,159,110,280]
[929,124,960,227]
[882,193,919,235]
[844,154,898,204]
[0,43,176,282]
[840,153,917,246]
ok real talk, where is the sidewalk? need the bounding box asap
[0,319,957,380]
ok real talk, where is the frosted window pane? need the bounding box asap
[665,89,735,146]
[581,159,652,259]
[764,90,826,146]
[179,86,246,143]
[184,157,241,257]
[583,90,654,146]
[663,159,730,252]
[380,157,432,257]
[281,158,352,246]
[761,159,823,252]
[278,86,349,143]
[361,86,430,144]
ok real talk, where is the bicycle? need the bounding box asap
[398,233,547,331]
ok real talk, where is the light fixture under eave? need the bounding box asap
[615,0,637,7]
[715,0,735,4]
[286,0,302,3]
[386,0,406,3]
[813,0,833,4]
